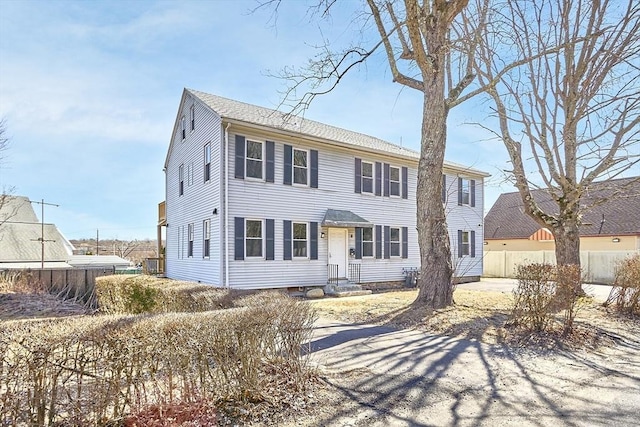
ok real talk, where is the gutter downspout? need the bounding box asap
[224,122,231,289]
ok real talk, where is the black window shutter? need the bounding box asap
[234,217,244,260]
[401,167,408,199]
[235,135,245,179]
[375,225,382,259]
[310,149,318,188]
[284,144,292,185]
[355,158,362,193]
[471,179,476,207]
[442,174,446,203]
[384,226,390,259]
[383,163,390,197]
[265,219,274,260]
[402,227,408,259]
[265,141,275,183]
[457,230,463,258]
[283,220,292,260]
[458,177,463,205]
[355,227,362,259]
[375,162,382,196]
[470,230,476,258]
[310,222,318,260]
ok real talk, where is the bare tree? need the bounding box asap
[476,0,640,268]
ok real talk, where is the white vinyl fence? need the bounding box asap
[483,250,640,284]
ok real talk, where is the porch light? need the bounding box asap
[321,232,326,239]
[612,237,620,243]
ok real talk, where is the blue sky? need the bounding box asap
[1,0,516,240]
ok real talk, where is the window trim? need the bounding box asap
[292,147,309,186]
[292,222,309,258]
[362,227,374,258]
[187,223,194,258]
[245,139,264,181]
[178,164,184,196]
[389,227,401,257]
[361,160,374,195]
[203,219,210,258]
[204,143,211,183]
[245,219,264,258]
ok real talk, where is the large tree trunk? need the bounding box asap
[413,88,454,310]
[553,220,581,267]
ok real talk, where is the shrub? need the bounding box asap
[0,293,317,425]
[511,263,585,334]
[605,254,640,315]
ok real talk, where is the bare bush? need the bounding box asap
[605,254,640,316]
[0,293,317,425]
[511,263,586,334]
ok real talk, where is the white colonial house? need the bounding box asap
[159,89,488,291]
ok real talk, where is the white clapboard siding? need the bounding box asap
[165,94,223,285]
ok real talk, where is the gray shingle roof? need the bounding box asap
[485,177,640,239]
[322,209,373,228]
[187,89,489,176]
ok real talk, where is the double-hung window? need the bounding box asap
[204,143,211,182]
[190,105,195,132]
[178,164,184,196]
[181,116,186,140]
[245,219,263,257]
[203,219,210,258]
[362,228,374,257]
[292,222,308,257]
[293,148,308,185]
[389,166,400,197]
[361,161,374,194]
[245,140,263,179]
[187,223,194,257]
[461,179,470,205]
[460,231,470,256]
[390,227,401,257]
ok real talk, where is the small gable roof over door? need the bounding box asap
[321,209,373,228]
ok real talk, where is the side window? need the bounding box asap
[293,148,308,185]
[204,143,211,182]
[390,227,401,256]
[361,161,374,194]
[245,219,263,257]
[245,140,263,179]
[181,116,186,140]
[203,219,210,258]
[179,164,184,196]
[293,222,308,257]
[190,104,195,132]
[460,231,470,256]
[461,180,470,205]
[187,223,194,257]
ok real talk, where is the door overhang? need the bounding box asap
[322,209,373,228]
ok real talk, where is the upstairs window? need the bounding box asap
[245,219,263,257]
[245,140,263,179]
[190,104,195,131]
[461,179,470,205]
[203,219,210,258]
[179,164,184,196]
[293,148,308,185]
[293,222,308,257]
[362,227,374,257]
[204,143,211,182]
[390,227,401,256]
[389,166,400,197]
[187,223,194,257]
[361,161,374,194]
[181,116,186,140]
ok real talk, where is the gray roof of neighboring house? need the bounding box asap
[0,195,75,262]
[485,177,640,239]
[67,255,131,268]
[185,89,490,177]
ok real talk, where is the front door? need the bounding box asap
[328,228,348,278]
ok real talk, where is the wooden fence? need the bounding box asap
[1,267,116,308]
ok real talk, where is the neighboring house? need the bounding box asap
[0,195,75,269]
[160,89,489,290]
[484,177,640,251]
[67,255,131,270]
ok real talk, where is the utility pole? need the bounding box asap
[96,229,99,255]
[30,199,59,270]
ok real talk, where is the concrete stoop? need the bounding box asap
[324,283,372,298]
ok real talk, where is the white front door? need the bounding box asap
[328,228,348,278]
